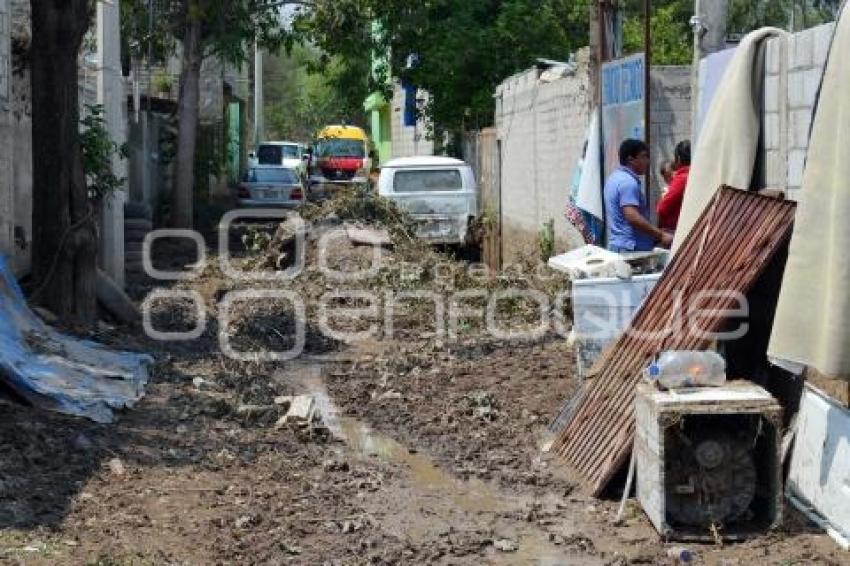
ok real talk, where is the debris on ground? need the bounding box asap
[346,224,393,247]
[0,191,840,565]
[493,538,518,552]
[0,257,152,423]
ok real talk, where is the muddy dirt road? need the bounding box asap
[0,206,845,565]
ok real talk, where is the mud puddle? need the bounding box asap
[278,363,603,565]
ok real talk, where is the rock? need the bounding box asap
[323,459,350,473]
[493,539,518,553]
[192,377,213,390]
[72,433,94,451]
[377,390,402,401]
[234,515,254,529]
[274,395,294,408]
[108,458,126,476]
[176,425,188,435]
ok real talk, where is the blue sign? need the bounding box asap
[601,53,646,180]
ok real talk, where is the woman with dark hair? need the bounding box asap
[657,140,691,234]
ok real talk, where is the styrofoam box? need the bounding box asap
[571,272,661,377]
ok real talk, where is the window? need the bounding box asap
[281,145,300,159]
[393,169,463,193]
[314,139,366,158]
[257,145,282,165]
[245,168,299,184]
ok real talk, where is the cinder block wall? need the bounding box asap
[495,53,591,262]
[650,67,693,210]
[762,23,834,200]
[494,55,692,261]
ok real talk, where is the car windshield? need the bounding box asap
[280,145,300,159]
[314,138,366,158]
[245,168,299,184]
[393,169,463,193]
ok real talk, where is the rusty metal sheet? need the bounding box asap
[552,186,797,496]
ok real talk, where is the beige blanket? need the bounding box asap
[769,12,850,380]
[672,27,786,252]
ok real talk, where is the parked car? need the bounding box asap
[307,126,372,199]
[236,166,304,208]
[248,141,307,176]
[377,156,478,245]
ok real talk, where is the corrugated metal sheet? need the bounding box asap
[552,187,797,496]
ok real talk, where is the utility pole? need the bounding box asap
[254,43,264,145]
[690,0,728,138]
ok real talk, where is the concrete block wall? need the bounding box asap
[390,82,434,159]
[649,67,693,208]
[495,52,591,262]
[494,54,691,261]
[762,22,834,200]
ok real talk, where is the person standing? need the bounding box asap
[604,139,673,252]
[657,140,691,234]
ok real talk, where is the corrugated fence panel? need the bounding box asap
[552,187,797,496]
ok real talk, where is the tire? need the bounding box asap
[124,218,153,232]
[125,251,145,264]
[124,229,150,242]
[124,202,152,220]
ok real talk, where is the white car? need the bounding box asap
[377,156,478,245]
[249,141,307,175]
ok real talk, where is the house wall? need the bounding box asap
[494,51,692,262]
[649,67,693,209]
[0,0,13,267]
[762,23,834,201]
[697,23,835,202]
[495,51,592,262]
[390,82,434,158]
[9,0,29,275]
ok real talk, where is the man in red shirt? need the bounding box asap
[657,140,691,235]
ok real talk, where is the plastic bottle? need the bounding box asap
[645,351,726,390]
[666,547,694,563]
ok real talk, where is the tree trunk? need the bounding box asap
[172,17,204,228]
[30,0,96,327]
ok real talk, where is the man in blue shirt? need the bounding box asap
[604,139,672,252]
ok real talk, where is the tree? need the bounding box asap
[264,46,370,141]
[30,0,97,325]
[123,1,289,228]
[623,0,692,65]
[294,0,589,134]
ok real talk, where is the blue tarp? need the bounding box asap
[0,257,152,423]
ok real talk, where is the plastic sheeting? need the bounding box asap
[0,257,152,423]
